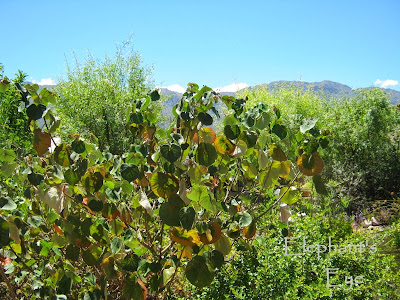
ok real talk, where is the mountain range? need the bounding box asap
[159,80,400,105]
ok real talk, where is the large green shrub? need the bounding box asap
[239,85,400,203]
[55,42,153,154]
[0,77,330,299]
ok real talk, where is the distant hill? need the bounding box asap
[252,80,400,104]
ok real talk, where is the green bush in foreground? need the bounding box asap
[0,78,329,299]
[189,213,400,299]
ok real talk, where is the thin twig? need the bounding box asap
[255,171,301,221]
[0,264,17,299]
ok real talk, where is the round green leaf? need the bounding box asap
[122,253,140,272]
[159,195,185,226]
[28,173,44,186]
[224,125,240,140]
[110,237,123,254]
[120,164,140,182]
[196,143,217,167]
[185,255,214,288]
[236,212,253,227]
[88,200,103,212]
[65,244,80,261]
[64,169,80,185]
[160,144,181,163]
[27,103,46,120]
[209,250,224,269]
[272,124,288,140]
[71,140,86,154]
[179,207,195,231]
[198,112,213,125]
[130,112,144,124]
[82,249,98,266]
[54,144,72,167]
[82,171,103,193]
[243,131,258,148]
[149,172,179,198]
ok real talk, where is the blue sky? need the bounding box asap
[1,0,399,91]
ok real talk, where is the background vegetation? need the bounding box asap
[55,42,154,155]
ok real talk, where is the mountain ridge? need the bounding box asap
[159,80,400,105]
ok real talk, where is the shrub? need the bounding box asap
[55,41,154,154]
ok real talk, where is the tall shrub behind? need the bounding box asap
[56,42,153,154]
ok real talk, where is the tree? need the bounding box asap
[55,41,154,154]
[0,77,328,298]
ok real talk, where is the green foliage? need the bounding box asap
[0,65,32,152]
[55,42,154,154]
[189,214,400,299]
[239,84,400,203]
[0,76,330,298]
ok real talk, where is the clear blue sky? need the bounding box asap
[1,0,399,90]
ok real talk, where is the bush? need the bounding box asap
[190,214,400,299]
[239,85,400,204]
[55,41,154,154]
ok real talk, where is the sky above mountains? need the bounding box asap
[1,0,399,91]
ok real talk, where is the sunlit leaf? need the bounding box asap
[300,119,318,134]
[269,144,287,161]
[232,140,247,157]
[149,172,179,198]
[0,149,16,162]
[53,144,72,167]
[214,136,235,155]
[199,222,221,245]
[82,171,103,193]
[169,227,200,247]
[279,186,300,205]
[243,219,257,239]
[214,233,231,255]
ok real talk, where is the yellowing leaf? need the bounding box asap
[199,222,222,245]
[149,172,179,198]
[169,227,200,248]
[269,144,287,161]
[33,129,51,156]
[214,136,235,155]
[297,153,323,176]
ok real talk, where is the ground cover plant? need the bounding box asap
[0,71,333,299]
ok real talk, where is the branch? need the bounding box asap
[0,264,17,299]
[255,171,300,221]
